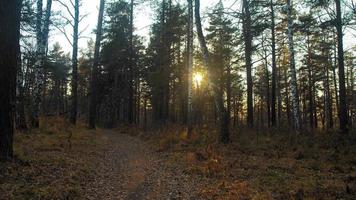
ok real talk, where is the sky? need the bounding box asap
[50,0,239,52]
[50,0,355,54]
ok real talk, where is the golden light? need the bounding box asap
[193,72,203,88]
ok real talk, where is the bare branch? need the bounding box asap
[69,0,75,8]
[54,0,75,20]
[59,13,74,27]
[79,13,89,23]
[78,24,90,36]
[53,23,73,46]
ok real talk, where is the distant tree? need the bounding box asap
[0,0,22,160]
[206,1,236,142]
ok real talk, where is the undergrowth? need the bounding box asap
[144,125,356,200]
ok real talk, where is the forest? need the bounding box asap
[0,0,355,199]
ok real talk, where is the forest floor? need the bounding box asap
[0,118,203,200]
[1,118,356,199]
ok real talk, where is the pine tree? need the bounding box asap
[206,1,236,142]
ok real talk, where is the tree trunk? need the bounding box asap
[32,0,52,128]
[70,0,79,125]
[270,0,277,127]
[195,0,229,143]
[286,0,301,131]
[89,0,105,129]
[335,0,348,133]
[0,0,21,160]
[332,35,339,117]
[128,0,134,124]
[187,0,193,136]
[16,59,28,131]
[242,0,254,128]
[306,34,314,129]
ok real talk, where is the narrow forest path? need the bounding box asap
[85,130,201,200]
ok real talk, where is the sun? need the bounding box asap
[193,72,203,88]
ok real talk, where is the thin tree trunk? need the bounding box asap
[307,34,314,129]
[286,0,301,131]
[242,0,254,128]
[263,39,271,127]
[270,0,277,127]
[16,59,28,130]
[89,0,105,129]
[277,66,282,126]
[226,64,232,128]
[332,35,339,116]
[0,0,21,160]
[187,0,193,136]
[70,0,79,125]
[128,0,134,124]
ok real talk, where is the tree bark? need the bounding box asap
[335,0,348,133]
[89,0,105,129]
[16,59,27,131]
[187,0,193,136]
[270,0,277,127]
[128,0,134,124]
[32,0,52,127]
[286,0,301,131]
[306,33,314,129]
[242,0,254,128]
[70,0,79,125]
[0,0,21,160]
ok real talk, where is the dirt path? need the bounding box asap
[85,130,201,200]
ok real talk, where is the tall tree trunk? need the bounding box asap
[195,0,229,143]
[128,0,134,124]
[270,0,277,127]
[242,0,253,128]
[286,0,301,131]
[187,0,193,135]
[0,0,21,160]
[335,0,348,133]
[70,0,79,125]
[89,0,105,129]
[32,0,43,128]
[32,0,52,128]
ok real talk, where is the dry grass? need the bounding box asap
[144,125,356,200]
[0,117,107,200]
